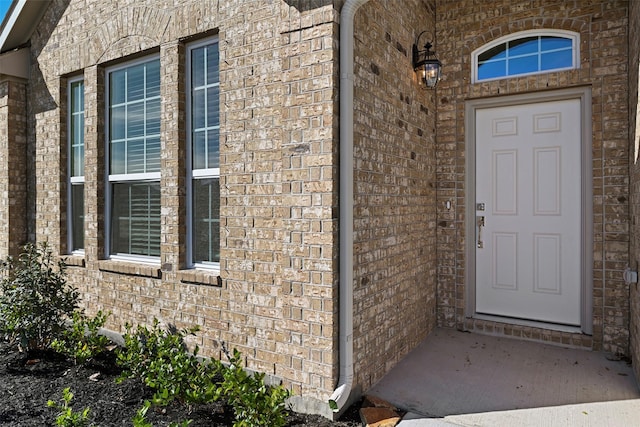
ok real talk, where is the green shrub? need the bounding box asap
[51,310,112,365]
[216,345,291,427]
[47,387,92,427]
[116,318,291,426]
[116,319,219,406]
[0,243,79,351]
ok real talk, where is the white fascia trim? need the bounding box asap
[0,0,27,51]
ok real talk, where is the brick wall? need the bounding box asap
[628,0,640,380]
[0,78,28,259]
[435,0,630,354]
[352,0,438,391]
[26,0,340,410]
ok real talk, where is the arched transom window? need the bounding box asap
[472,30,579,83]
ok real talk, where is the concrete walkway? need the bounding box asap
[398,399,640,426]
[366,329,640,426]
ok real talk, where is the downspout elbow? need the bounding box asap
[328,383,351,412]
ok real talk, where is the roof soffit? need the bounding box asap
[0,0,51,53]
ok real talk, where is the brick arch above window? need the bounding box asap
[471,29,580,83]
[81,6,173,65]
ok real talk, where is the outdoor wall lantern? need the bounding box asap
[412,31,442,89]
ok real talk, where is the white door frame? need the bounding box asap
[464,87,593,335]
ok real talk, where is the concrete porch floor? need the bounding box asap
[367,328,640,425]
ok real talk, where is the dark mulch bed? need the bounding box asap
[0,340,360,426]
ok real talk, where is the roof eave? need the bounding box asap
[0,0,51,54]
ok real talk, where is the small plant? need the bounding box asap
[116,319,219,406]
[132,400,192,427]
[0,243,79,351]
[131,401,154,427]
[216,344,291,427]
[47,387,92,427]
[51,310,112,365]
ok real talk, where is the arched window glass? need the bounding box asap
[472,30,579,83]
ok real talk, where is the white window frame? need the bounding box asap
[67,76,85,255]
[105,54,161,264]
[186,36,220,271]
[471,29,579,83]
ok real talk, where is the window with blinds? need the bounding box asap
[107,56,161,259]
[187,38,220,268]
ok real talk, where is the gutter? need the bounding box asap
[328,0,370,415]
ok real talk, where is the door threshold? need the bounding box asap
[473,313,583,334]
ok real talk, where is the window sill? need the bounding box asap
[177,269,222,287]
[98,260,161,279]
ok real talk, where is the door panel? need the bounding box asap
[475,99,581,326]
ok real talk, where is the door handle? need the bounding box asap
[477,216,485,248]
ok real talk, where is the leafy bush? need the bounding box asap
[117,318,291,426]
[0,243,79,351]
[51,310,112,365]
[116,319,219,406]
[47,387,92,427]
[216,345,291,427]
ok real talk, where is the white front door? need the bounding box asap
[475,99,582,326]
